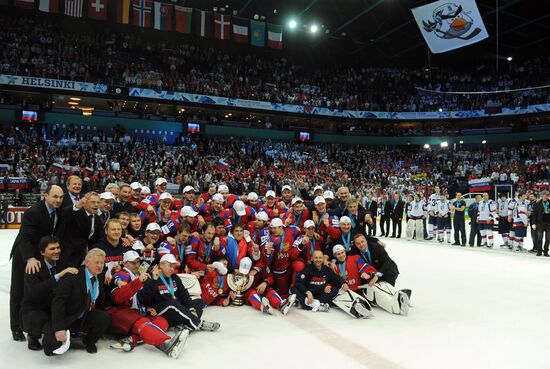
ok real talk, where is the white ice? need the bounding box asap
[1,229,549,369]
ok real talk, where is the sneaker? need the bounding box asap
[280,294,296,316]
[110,336,134,352]
[351,299,374,319]
[158,329,189,359]
[199,320,220,332]
[260,297,274,315]
[398,291,410,316]
[317,303,330,312]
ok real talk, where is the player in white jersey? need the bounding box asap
[477,192,498,247]
[506,196,518,249]
[511,193,529,251]
[497,193,511,247]
[426,186,441,240]
[436,193,452,243]
[406,193,426,241]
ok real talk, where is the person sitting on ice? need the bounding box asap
[288,250,345,313]
[200,259,233,306]
[352,234,411,316]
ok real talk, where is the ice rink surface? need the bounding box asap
[1,228,549,369]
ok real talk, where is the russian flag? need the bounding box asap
[187,123,200,133]
[215,160,230,170]
[468,178,492,192]
[48,163,64,173]
[22,110,38,121]
[7,177,28,190]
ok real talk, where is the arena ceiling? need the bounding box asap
[185,0,550,66]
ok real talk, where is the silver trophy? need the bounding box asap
[227,273,254,306]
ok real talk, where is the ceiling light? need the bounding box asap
[68,101,79,105]
[310,24,318,33]
[69,97,81,101]
[288,19,297,29]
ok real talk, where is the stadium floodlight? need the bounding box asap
[507,56,513,62]
[424,144,430,149]
[310,24,318,33]
[438,108,443,112]
[459,140,464,144]
[288,19,297,29]
[482,140,487,144]
[440,141,448,148]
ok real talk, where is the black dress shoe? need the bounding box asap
[536,253,542,256]
[12,330,25,342]
[27,336,42,351]
[85,344,97,354]
[544,253,550,257]
[452,242,460,246]
[44,351,54,356]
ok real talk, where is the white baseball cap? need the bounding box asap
[212,261,228,276]
[212,193,224,202]
[218,184,229,193]
[159,192,173,201]
[323,190,335,200]
[332,244,346,254]
[247,192,258,201]
[141,186,151,195]
[146,222,161,232]
[291,197,303,205]
[154,177,168,186]
[304,220,315,229]
[157,243,171,255]
[182,185,195,193]
[266,190,276,198]
[132,240,144,250]
[314,196,326,205]
[100,192,115,201]
[238,257,252,275]
[282,185,292,192]
[123,250,141,262]
[313,185,324,193]
[233,200,246,216]
[339,216,352,224]
[130,182,142,190]
[270,218,284,228]
[256,211,269,222]
[160,254,177,264]
[181,206,198,217]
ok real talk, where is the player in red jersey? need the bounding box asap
[290,220,325,281]
[220,200,256,230]
[283,197,311,230]
[200,260,232,306]
[186,223,225,276]
[198,193,225,223]
[259,190,283,219]
[262,218,300,298]
[311,196,340,239]
[332,245,377,291]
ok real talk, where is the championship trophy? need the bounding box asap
[227,257,254,306]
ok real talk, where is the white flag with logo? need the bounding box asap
[411,0,488,53]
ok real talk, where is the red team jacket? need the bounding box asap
[186,236,225,272]
[334,255,377,291]
[200,270,230,305]
[262,226,300,274]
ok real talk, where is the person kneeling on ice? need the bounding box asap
[352,234,411,316]
[137,254,220,333]
[288,250,344,313]
[238,257,296,316]
[200,259,233,306]
[108,250,189,358]
[331,244,375,319]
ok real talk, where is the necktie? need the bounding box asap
[50,211,56,231]
[49,265,56,276]
[88,215,95,239]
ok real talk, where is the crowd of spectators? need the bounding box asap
[1,12,549,113]
[1,124,548,200]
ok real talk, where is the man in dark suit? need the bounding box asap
[58,192,104,267]
[390,192,405,238]
[379,196,391,237]
[97,192,115,226]
[342,197,367,233]
[42,248,111,355]
[112,183,136,216]
[468,195,482,247]
[353,233,400,286]
[363,193,378,236]
[10,185,64,341]
[21,235,78,350]
[60,175,82,210]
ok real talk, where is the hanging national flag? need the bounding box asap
[232,17,249,43]
[132,0,152,28]
[88,0,108,20]
[153,2,172,31]
[468,178,492,192]
[174,6,192,33]
[267,23,283,49]
[64,0,83,17]
[214,13,231,40]
[13,0,35,9]
[193,10,213,38]
[117,0,131,24]
[411,0,489,53]
[250,20,265,47]
[39,0,59,12]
